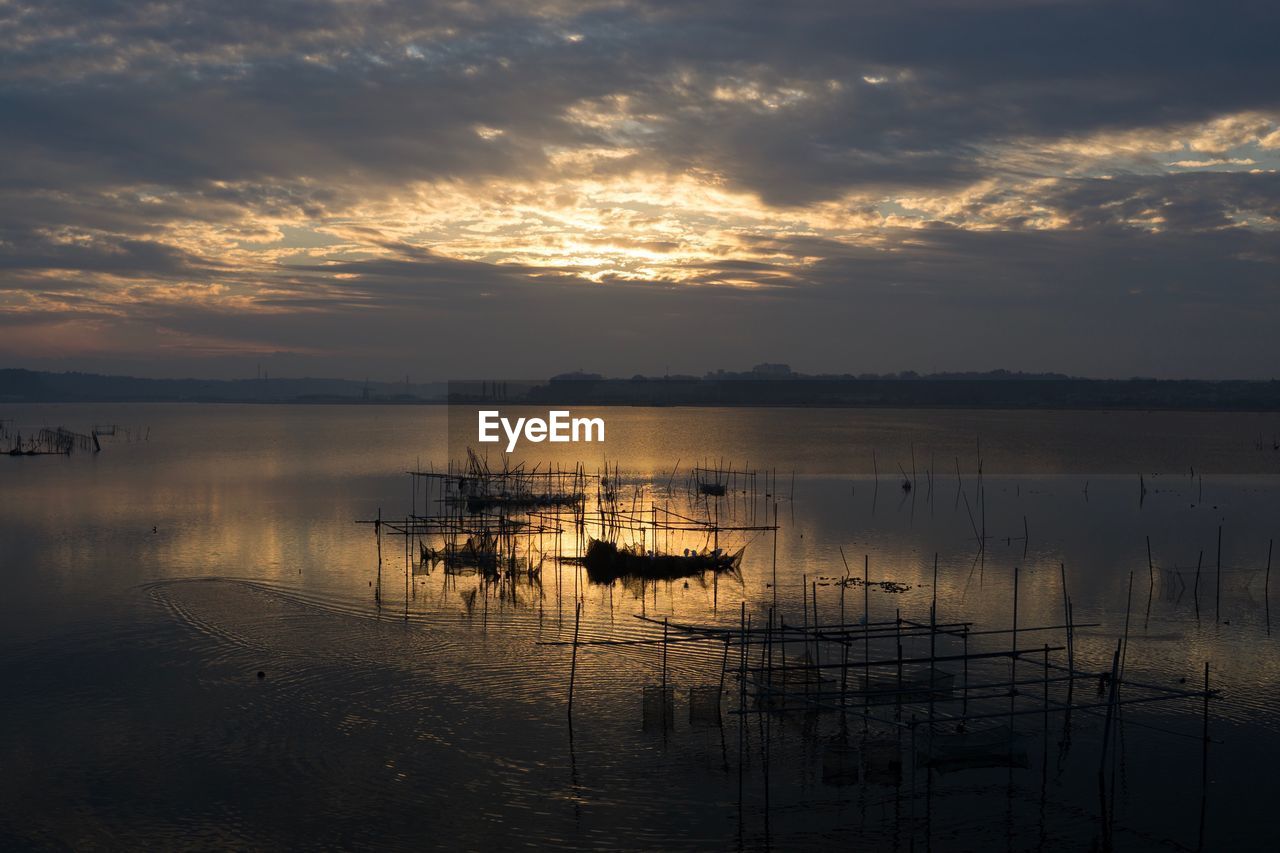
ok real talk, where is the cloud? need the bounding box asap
[1,0,1280,378]
[1167,158,1257,169]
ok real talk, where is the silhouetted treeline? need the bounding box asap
[0,369,444,403]
[515,377,1280,410]
[6,368,1280,410]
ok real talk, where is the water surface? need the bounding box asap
[2,404,1278,850]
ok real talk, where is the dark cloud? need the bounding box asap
[1037,172,1280,232]
[4,1,1276,198]
[1,0,1279,378]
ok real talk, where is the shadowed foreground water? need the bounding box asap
[2,404,1279,850]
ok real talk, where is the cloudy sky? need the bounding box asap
[2,0,1278,380]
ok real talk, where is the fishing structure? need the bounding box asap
[356,448,1252,850]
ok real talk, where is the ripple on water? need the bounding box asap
[137,578,767,850]
[5,573,1270,850]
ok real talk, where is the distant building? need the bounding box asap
[751,363,793,378]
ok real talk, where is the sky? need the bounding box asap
[1,0,1279,381]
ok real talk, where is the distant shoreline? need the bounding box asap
[6,398,1280,414]
[4,368,1280,411]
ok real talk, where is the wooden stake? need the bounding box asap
[1216,525,1222,623]
[567,599,581,721]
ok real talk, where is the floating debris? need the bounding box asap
[821,575,913,593]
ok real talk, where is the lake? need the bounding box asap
[2,404,1278,850]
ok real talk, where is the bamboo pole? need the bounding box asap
[1216,525,1222,623]
[1265,539,1272,604]
[567,599,581,721]
[662,616,669,733]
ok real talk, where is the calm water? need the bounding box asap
[2,404,1279,850]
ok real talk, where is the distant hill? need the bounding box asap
[5,368,1280,410]
[0,369,446,403]
[486,376,1280,410]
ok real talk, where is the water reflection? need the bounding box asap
[0,404,1277,850]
